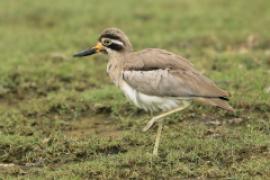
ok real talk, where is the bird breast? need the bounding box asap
[120,81,187,112]
[106,62,122,86]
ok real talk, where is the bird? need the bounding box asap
[73,27,234,156]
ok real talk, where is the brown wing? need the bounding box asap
[123,48,229,99]
[124,48,194,71]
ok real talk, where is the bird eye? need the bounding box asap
[102,39,112,46]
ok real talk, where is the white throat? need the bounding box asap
[105,47,125,59]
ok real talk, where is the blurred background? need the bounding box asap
[0,0,269,179]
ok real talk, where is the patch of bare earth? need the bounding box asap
[65,115,121,139]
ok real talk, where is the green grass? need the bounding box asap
[0,0,270,179]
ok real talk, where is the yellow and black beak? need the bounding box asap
[73,42,104,57]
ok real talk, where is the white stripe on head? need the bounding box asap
[111,39,124,46]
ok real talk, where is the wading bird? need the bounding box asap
[74,28,233,156]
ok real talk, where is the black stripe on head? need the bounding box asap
[107,43,124,51]
[99,34,125,51]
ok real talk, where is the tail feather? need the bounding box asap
[195,98,234,112]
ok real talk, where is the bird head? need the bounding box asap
[73,27,133,57]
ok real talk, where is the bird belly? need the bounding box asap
[120,81,188,112]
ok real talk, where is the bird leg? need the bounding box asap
[143,101,190,132]
[143,101,190,156]
[153,120,163,156]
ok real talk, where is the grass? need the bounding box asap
[0,0,270,179]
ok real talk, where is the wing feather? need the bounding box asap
[122,48,229,99]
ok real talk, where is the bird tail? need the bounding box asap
[195,98,235,112]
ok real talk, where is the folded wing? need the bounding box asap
[123,48,229,99]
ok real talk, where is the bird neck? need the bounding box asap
[107,49,131,66]
[107,51,127,87]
